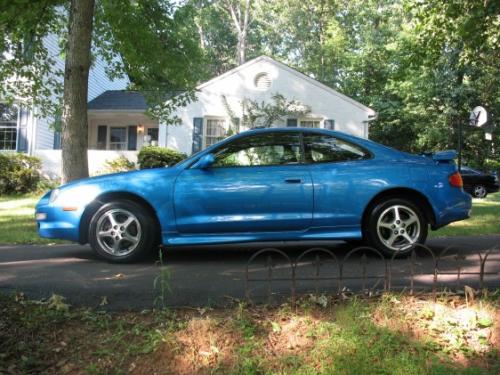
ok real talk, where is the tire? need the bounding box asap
[365,198,428,257]
[88,200,156,263]
[472,185,487,199]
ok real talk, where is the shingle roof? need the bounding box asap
[88,90,148,111]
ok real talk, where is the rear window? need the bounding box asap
[303,134,370,163]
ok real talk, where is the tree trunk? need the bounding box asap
[61,0,95,183]
[224,0,251,65]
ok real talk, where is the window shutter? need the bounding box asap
[287,118,298,127]
[53,132,61,149]
[53,112,62,149]
[97,125,107,150]
[128,126,137,150]
[192,117,203,153]
[324,119,335,130]
[17,108,29,152]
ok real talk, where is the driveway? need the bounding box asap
[0,236,499,310]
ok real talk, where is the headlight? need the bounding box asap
[49,188,60,203]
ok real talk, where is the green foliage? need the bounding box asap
[0,0,204,123]
[94,0,204,123]
[137,146,186,169]
[0,1,66,116]
[243,93,311,128]
[0,153,41,195]
[154,248,172,310]
[101,156,136,174]
[223,93,311,128]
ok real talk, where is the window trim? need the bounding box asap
[108,126,128,150]
[0,103,20,151]
[299,118,323,129]
[203,116,228,149]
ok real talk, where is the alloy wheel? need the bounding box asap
[376,205,420,252]
[96,208,142,256]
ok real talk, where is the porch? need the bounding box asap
[88,112,159,151]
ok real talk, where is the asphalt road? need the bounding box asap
[0,236,499,310]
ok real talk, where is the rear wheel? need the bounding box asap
[473,185,487,199]
[365,198,428,257]
[89,200,156,263]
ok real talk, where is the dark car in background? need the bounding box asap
[461,167,499,198]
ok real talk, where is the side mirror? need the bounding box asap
[193,153,215,169]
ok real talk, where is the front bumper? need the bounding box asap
[35,192,83,242]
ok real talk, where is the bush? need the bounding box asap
[138,146,186,169]
[102,156,136,174]
[0,153,42,195]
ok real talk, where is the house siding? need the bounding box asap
[28,34,129,151]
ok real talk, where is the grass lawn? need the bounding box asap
[0,292,498,374]
[0,192,498,245]
[0,194,66,245]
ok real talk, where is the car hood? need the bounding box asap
[43,167,182,209]
[59,166,180,189]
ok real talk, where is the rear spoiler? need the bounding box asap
[421,150,457,162]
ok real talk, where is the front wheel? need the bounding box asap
[365,198,428,257]
[88,200,156,263]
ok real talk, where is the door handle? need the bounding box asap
[284,178,302,183]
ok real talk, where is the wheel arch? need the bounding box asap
[361,187,436,238]
[79,191,161,245]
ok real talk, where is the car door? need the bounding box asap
[173,131,313,234]
[302,132,378,229]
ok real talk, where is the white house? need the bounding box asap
[3,55,376,177]
[161,56,376,155]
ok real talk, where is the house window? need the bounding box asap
[0,103,18,151]
[300,119,321,128]
[147,128,159,143]
[109,127,127,150]
[204,118,227,148]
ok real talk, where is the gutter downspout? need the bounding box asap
[363,112,378,139]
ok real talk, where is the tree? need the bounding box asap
[222,93,311,128]
[1,0,204,182]
[221,0,252,65]
[61,0,94,182]
[189,0,261,75]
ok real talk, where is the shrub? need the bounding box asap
[138,146,186,169]
[102,155,136,174]
[36,178,60,194]
[0,153,42,195]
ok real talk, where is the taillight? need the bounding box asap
[449,172,463,188]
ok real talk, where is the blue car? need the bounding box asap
[36,128,471,262]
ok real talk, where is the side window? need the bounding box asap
[213,132,301,167]
[304,134,369,163]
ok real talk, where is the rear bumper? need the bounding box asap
[432,190,472,229]
[487,183,499,193]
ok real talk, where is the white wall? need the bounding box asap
[35,150,138,179]
[160,57,374,154]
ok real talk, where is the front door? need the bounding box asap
[173,132,313,234]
